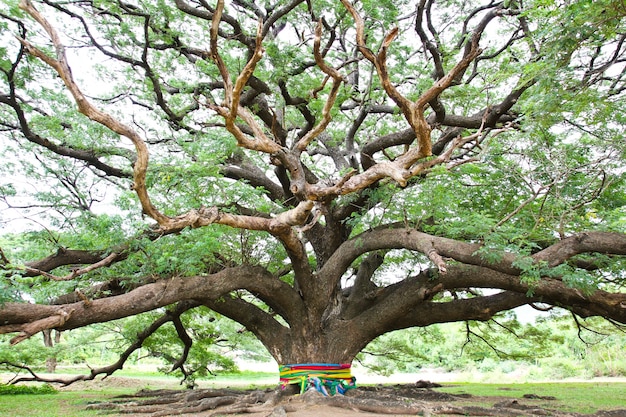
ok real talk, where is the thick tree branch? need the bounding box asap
[323,228,626,300]
[8,309,74,345]
[202,296,292,364]
[0,266,299,342]
[534,232,626,267]
[24,252,120,281]
[441,265,626,324]
[22,248,118,275]
[347,289,533,352]
[354,260,626,344]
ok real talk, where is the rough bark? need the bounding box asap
[3,230,625,364]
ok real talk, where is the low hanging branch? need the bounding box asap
[169,312,194,376]
[4,301,200,386]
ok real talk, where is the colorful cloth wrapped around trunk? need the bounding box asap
[279,363,357,396]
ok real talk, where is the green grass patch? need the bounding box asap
[0,391,120,417]
[437,382,626,414]
[0,383,57,395]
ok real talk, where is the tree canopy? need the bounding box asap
[1,0,626,385]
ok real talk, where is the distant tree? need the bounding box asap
[1,0,625,387]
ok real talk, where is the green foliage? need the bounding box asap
[0,271,24,303]
[83,308,269,382]
[0,335,50,366]
[360,313,626,379]
[0,384,57,395]
[1,307,268,385]
[132,309,238,381]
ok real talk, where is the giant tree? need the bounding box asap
[1,0,626,390]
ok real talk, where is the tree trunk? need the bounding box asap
[42,329,61,373]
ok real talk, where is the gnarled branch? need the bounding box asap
[18,0,168,225]
[342,0,482,162]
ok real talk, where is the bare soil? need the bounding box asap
[77,377,626,417]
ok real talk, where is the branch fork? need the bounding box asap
[341,0,482,172]
[9,308,74,345]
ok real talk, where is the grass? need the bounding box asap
[437,382,626,414]
[0,390,133,417]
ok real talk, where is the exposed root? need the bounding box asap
[84,383,626,417]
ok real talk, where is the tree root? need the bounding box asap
[84,383,626,417]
